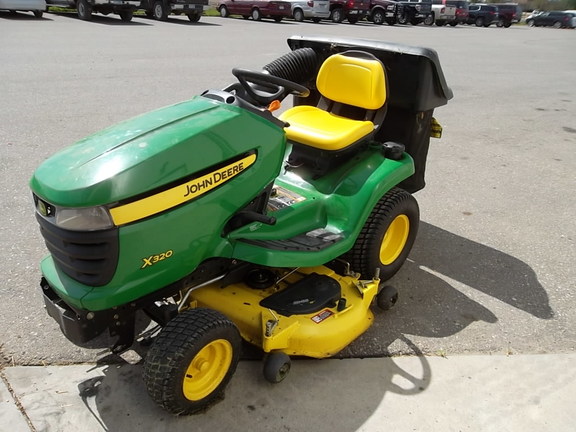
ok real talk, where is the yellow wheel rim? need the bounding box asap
[182,339,233,401]
[379,214,410,265]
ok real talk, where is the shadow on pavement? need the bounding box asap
[79,336,430,431]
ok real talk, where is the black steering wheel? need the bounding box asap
[231,68,310,106]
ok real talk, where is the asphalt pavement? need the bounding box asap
[1,9,575,432]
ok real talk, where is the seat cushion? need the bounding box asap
[280,105,375,151]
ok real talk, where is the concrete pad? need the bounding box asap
[0,374,31,432]
[4,353,576,432]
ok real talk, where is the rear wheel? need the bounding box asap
[77,0,92,21]
[423,14,434,25]
[153,0,168,21]
[293,8,304,22]
[397,13,408,24]
[526,19,534,27]
[553,21,561,28]
[219,5,229,17]
[341,188,419,281]
[475,17,483,26]
[144,308,241,415]
[33,10,43,18]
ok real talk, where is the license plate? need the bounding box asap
[279,5,285,9]
[349,10,358,14]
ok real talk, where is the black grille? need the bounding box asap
[36,213,119,286]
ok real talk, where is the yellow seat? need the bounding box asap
[280,51,387,152]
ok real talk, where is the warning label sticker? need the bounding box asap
[311,309,334,324]
[267,186,306,211]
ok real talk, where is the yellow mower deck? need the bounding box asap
[187,266,379,358]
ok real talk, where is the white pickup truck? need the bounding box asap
[429,0,456,25]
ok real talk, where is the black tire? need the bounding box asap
[312,17,321,23]
[143,308,241,415]
[552,21,561,29]
[504,22,511,28]
[386,18,395,25]
[263,352,291,383]
[449,21,457,26]
[77,0,92,21]
[242,15,249,19]
[496,18,503,27]
[341,188,419,281]
[331,8,343,23]
[372,9,385,25]
[188,12,200,22]
[526,19,534,27]
[410,18,421,25]
[119,10,133,22]
[33,10,43,18]
[347,15,358,24]
[251,7,261,20]
[475,17,483,27]
[397,13,408,25]
[153,0,168,21]
[293,8,304,22]
[219,5,229,18]
[376,285,399,311]
[423,14,434,25]
[272,15,282,22]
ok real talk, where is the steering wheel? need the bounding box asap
[231,68,310,106]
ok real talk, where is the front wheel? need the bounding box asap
[187,12,201,22]
[33,10,43,18]
[371,9,385,25]
[263,352,291,383]
[119,10,133,22]
[77,0,92,21]
[423,14,434,25]
[341,188,419,281]
[251,7,261,20]
[397,13,408,25]
[219,5,229,18]
[143,308,241,415]
[526,19,534,27]
[475,17,483,27]
[153,0,168,21]
[331,8,343,23]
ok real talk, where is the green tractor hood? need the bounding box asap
[31,96,253,207]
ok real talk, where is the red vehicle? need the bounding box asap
[329,0,370,23]
[218,0,292,21]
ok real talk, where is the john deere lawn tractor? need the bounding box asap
[30,36,452,415]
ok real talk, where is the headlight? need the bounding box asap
[34,196,114,231]
[56,207,114,231]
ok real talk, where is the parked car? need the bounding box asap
[431,0,456,26]
[45,0,139,21]
[140,0,208,22]
[396,0,432,25]
[329,0,370,24]
[368,0,397,25]
[0,0,46,17]
[446,0,468,24]
[218,0,292,21]
[566,10,576,27]
[493,3,521,27]
[525,10,574,28]
[466,3,498,27]
[285,0,330,21]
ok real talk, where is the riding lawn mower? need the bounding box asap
[30,35,452,415]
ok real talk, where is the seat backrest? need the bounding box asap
[316,51,387,111]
